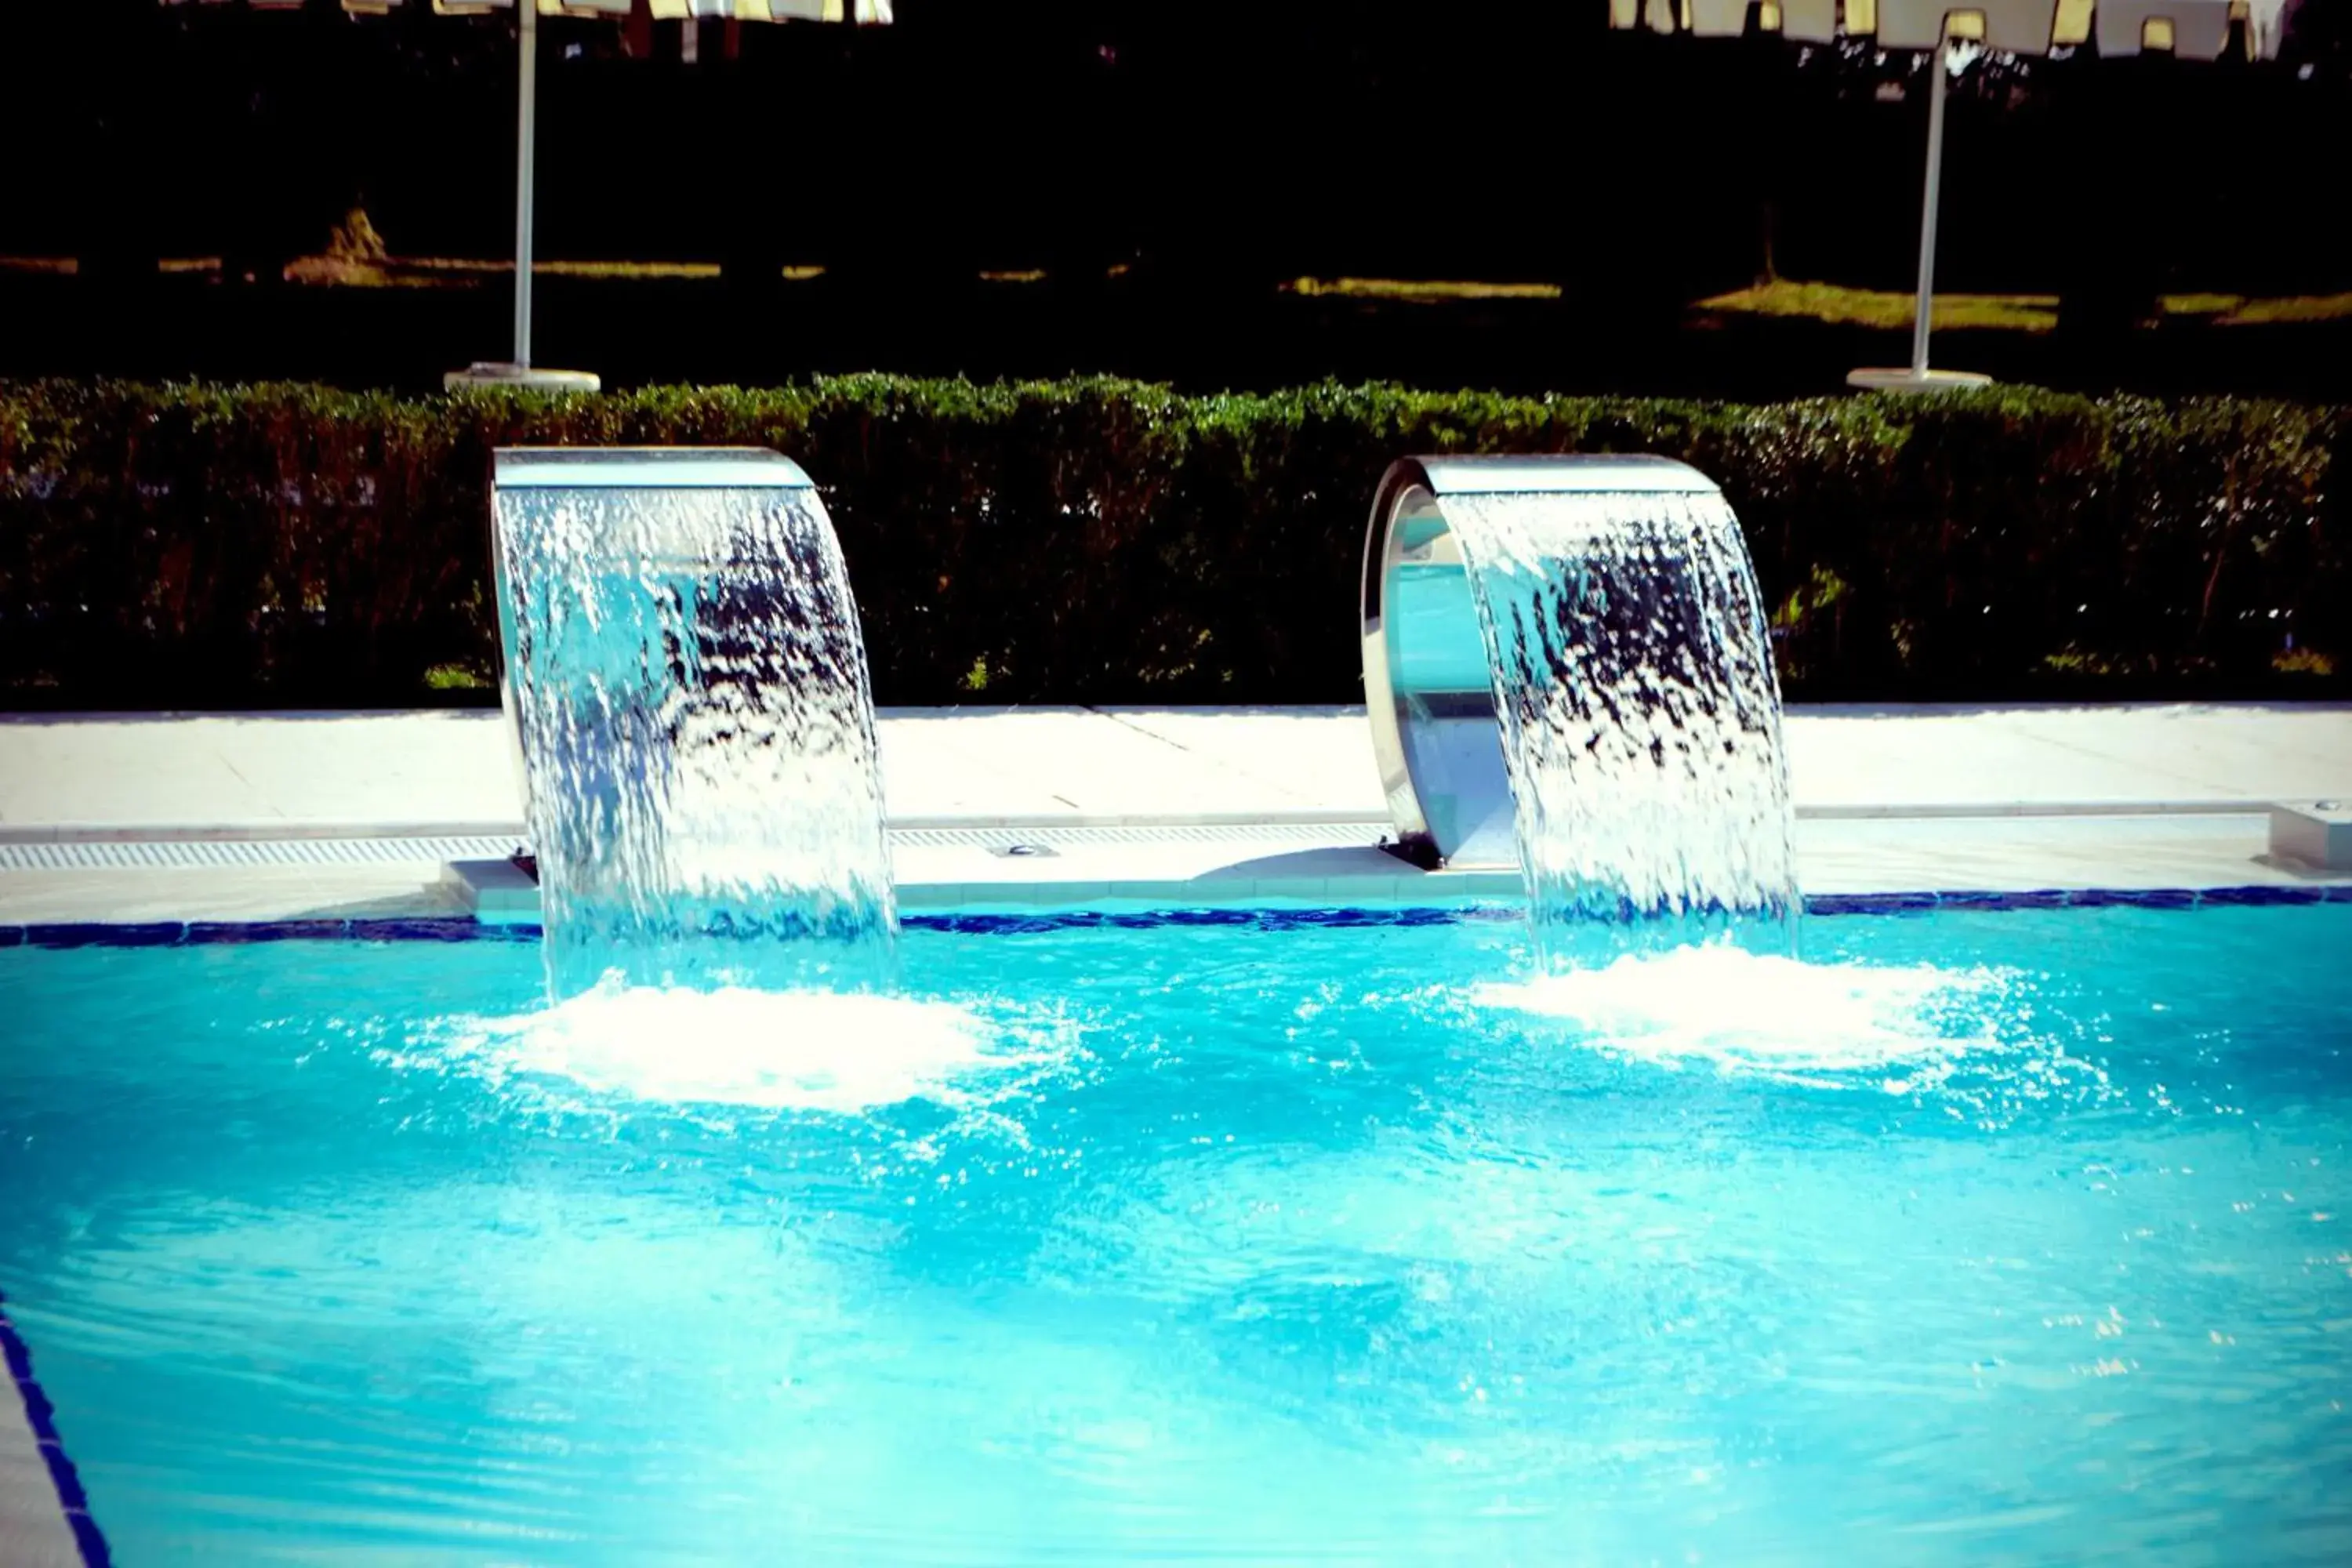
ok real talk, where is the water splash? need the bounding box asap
[411,983,1031,1115]
[494,478,892,1000]
[1471,946,2002,1088]
[1441,490,1795,963]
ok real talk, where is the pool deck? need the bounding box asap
[0,702,2347,924]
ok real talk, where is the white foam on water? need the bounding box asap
[411,982,1036,1114]
[1471,945,2005,1087]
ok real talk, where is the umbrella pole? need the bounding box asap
[514,1,538,372]
[1852,31,1984,391]
[1910,33,1950,379]
[449,5,593,390]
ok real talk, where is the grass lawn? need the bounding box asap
[1282,276,1565,303]
[1694,278,2352,332]
[7,251,2348,335]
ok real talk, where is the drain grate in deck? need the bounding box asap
[891,822,1385,850]
[0,836,526,872]
[0,821,1390,873]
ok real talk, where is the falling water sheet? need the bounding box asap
[493,480,895,999]
[1439,489,1796,964]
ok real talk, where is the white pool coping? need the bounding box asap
[0,703,2347,925]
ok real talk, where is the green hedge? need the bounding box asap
[0,376,2342,707]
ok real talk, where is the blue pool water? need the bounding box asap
[3,905,2350,1564]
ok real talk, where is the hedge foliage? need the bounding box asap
[0,376,2342,707]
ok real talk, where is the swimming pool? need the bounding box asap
[5,902,2350,1563]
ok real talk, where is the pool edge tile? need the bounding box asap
[0,1292,112,1568]
[7,891,2350,946]
[2198,885,2323,907]
[183,919,354,945]
[345,917,494,943]
[25,922,183,949]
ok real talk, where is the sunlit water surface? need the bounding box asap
[4,906,2350,1564]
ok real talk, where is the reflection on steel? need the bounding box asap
[1359,455,1721,871]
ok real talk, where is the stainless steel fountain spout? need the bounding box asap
[1359,454,1722,869]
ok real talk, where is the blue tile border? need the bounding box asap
[24,922,184,949]
[2198,884,2321,907]
[8,918,543,949]
[1935,889,2071,910]
[344,918,494,943]
[0,1290,112,1568]
[182,918,355,945]
[1806,891,1941,917]
[1,887,2347,949]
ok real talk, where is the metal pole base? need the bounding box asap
[444,362,602,394]
[1845,366,1993,394]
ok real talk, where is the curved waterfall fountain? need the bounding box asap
[1362,456,1795,958]
[491,448,893,1000]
